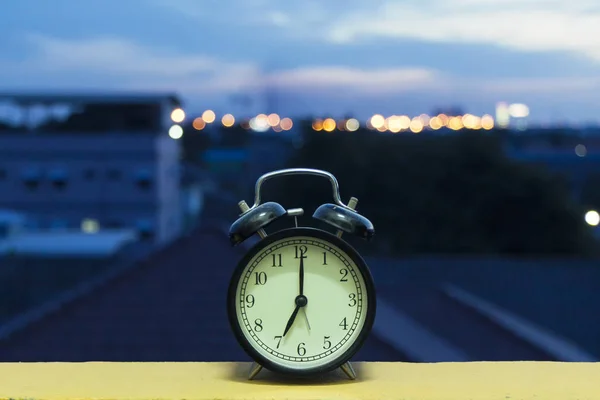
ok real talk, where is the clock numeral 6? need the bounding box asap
[297,342,306,356]
[254,272,267,285]
[253,318,263,332]
[339,268,349,282]
[245,294,255,308]
[348,293,357,307]
[323,336,332,350]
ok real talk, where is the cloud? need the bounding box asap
[267,11,292,27]
[6,34,261,92]
[151,0,600,64]
[266,66,438,93]
[7,34,439,94]
[326,0,600,62]
[151,0,294,28]
[150,0,330,37]
[477,76,600,94]
[25,34,225,77]
[2,33,599,119]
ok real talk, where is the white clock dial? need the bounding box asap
[234,235,369,370]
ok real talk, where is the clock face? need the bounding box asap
[228,228,375,374]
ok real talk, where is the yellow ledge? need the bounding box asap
[0,362,598,400]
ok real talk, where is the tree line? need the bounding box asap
[261,125,598,257]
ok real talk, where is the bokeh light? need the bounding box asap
[192,118,206,130]
[249,116,269,132]
[170,108,185,123]
[345,118,360,131]
[448,117,464,130]
[280,117,293,131]
[575,144,587,157]
[168,124,183,139]
[221,114,235,127]
[509,103,530,118]
[312,119,323,131]
[410,118,424,133]
[370,114,385,129]
[481,115,495,130]
[399,116,411,130]
[419,114,430,125]
[268,113,280,127]
[585,210,599,226]
[429,117,442,130]
[388,116,402,133]
[177,111,504,137]
[462,114,477,129]
[81,218,99,234]
[322,118,336,132]
[202,110,216,123]
[437,114,449,126]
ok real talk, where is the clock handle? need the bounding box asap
[230,168,374,245]
[249,168,354,212]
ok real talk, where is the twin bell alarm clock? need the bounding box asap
[226,168,376,380]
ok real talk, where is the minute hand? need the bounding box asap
[299,256,304,295]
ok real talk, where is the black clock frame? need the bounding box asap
[227,227,377,377]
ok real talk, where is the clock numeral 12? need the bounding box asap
[294,245,308,259]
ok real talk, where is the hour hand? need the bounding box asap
[282,305,300,337]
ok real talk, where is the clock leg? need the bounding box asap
[248,362,263,380]
[340,361,357,380]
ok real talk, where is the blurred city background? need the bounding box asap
[0,0,599,364]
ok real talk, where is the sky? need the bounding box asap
[0,0,599,123]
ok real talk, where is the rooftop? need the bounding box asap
[0,230,138,258]
[0,209,26,224]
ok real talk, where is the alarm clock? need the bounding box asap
[227,168,376,380]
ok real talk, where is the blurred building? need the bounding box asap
[505,138,600,213]
[0,93,185,245]
[196,131,295,198]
